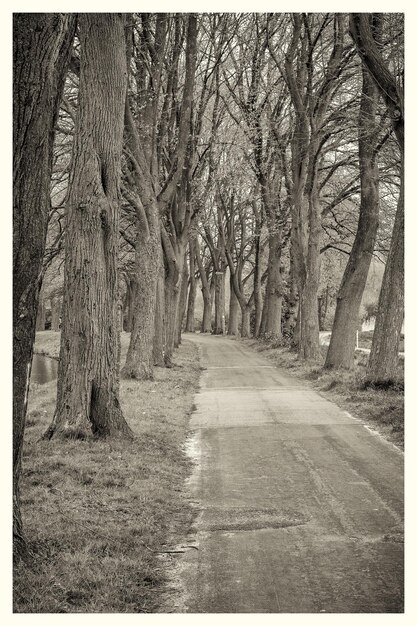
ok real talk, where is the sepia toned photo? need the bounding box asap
[13,9,404,614]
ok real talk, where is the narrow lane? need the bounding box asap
[176,334,403,613]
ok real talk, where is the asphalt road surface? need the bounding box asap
[175,334,403,614]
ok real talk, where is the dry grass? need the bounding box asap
[244,338,404,450]
[358,330,405,353]
[14,332,200,613]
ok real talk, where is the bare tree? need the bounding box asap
[45,14,133,439]
[282,14,345,360]
[13,13,76,557]
[122,14,197,377]
[350,13,404,384]
[325,15,382,369]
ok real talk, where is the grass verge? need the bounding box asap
[243,338,404,450]
[358,330,404,353]
[14,332,200,613]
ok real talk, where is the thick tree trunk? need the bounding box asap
[366,161,404,384]
[122,215,160,379]
[50,296,61,331]
[326,60,380,370]
[13,13,76,558]
[36,298,46,331]
[185,242,197,333]
[228,274,239,335]
[213,270,225,334]
[240,305,251,338]
[261,230,283,340]
[350,13,404,385]
[45,14,132,440]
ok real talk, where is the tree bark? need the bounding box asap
[123,276,136,333]
[164,268,180,366]
[318,289,330,332]
[261,230,283,340]
[13,13,76,558]
[162,228,185,366]
[201,288,213,333]
[195,237,213,333]
[228,273,240,335]
[283,233,299,342]
[240,304,251,338]
[298,179,321,361]
[366,159,403,383]
[153,260,166,366]
[253,226,263,338]
[325,44,380,369]
[213,270,226,334]
[185,240,197,332]
[122,216,160,379]
[45,14,132,440]
[176,251,189,345]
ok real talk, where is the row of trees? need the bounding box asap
[13,13,404,558]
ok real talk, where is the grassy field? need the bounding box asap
[244,339,404,449]
[14,332,200,613]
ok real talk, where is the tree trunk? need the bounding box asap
[285,216,300,345]
[201,289,212,333]
[50,297,61,331]
[253,229,263,338]
[185,241,197,333]
[366,160,404,384]
[45,14,132,440]
[325,57,380,369]
[123,277,136,333]
[176,252,189,346]
[349,13,404,385]
[213,271,225,334]
[298,184,321,361]
[122,215,160,379]
[228,274,239,335]
[240,305,251,338]
[153,260,166,366]
[164,251,183,366]
[261,230,283,340]
[13,13,76,557]
[194,237,212,333]
[36,298,46,331]
[318,292,328,332]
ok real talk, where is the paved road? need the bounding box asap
[175,334,403,613]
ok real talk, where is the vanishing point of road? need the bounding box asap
[174,334,403,613]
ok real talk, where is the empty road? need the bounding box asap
[174,334,403,613]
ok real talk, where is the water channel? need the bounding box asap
[30,353,58,385]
